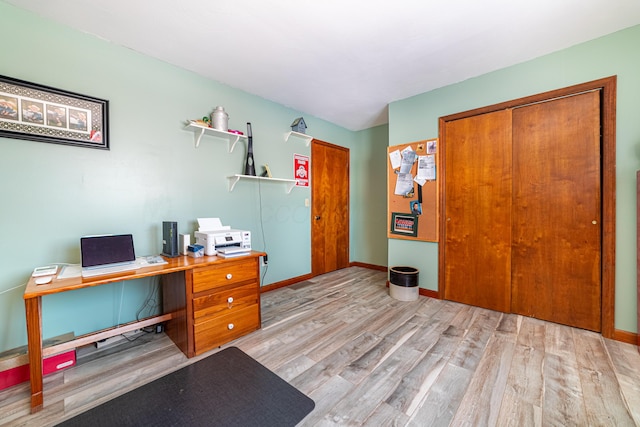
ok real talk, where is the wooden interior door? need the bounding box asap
[511,91,601,331]
[443,109,513,312]
[311,140,350,275]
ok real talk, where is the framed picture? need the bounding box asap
[0,75,109,149]
[390,212,419,237]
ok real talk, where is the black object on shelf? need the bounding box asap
[244,122,256,176]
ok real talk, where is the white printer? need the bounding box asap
[194,218,251,257]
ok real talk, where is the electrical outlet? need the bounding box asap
[261,254,268,266]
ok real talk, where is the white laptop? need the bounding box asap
[81,234,140,278]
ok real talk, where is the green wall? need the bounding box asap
[352,124,390,266]
[0,2,389,353]
[389,24,640,334]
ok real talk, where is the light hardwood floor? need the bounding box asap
[1,266,639,426]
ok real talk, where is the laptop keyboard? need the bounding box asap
[81,261,140,278]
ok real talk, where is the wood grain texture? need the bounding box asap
[443,109,513,313]
[311,140,350,275]
[511,91,602,331]
[439,76,618,338]
[4,267,639,426]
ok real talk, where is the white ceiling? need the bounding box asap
[6,0,640,131]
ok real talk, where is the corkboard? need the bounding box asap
[387,139,438,242]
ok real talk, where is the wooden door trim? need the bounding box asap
[311,139,350,277]
[438,75,617,338]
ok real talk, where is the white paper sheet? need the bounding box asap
[389,149,402,170]
[57,264,81,279]
[197,217,230,232]
[400,146,417,174]
[394,173,414,196]
[417,155,436,180]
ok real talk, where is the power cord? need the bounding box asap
[0,283,26,295]
[112,276,162,344]
[137,276,161,335]
[257,178,269,285]
[1,261,76,295]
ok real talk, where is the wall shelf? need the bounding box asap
[186,122,247,151]
[284,131,313,146]
[227,174,297,193]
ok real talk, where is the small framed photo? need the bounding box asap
[0,75,109,149]
[390,212,418,237]
[410,201,422,215]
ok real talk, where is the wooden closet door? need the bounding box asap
[443,109,512,312]
[511,91,601,331]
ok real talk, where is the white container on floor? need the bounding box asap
[389,283,419,301]
[389,266,419,301]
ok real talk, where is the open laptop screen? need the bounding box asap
[81,234,136,268]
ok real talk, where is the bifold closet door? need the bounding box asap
[511,91,601,332]
[443,109,513,313]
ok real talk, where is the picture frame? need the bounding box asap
[390,212,419,237]
[0,75,109,150]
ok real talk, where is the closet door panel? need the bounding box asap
[511,91,601,331]
[443,109,512,312]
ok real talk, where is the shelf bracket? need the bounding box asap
[285,131,313,146]
[228,175,241,192]
[194,128,206,148]
[285,181,296,194]
[228,134,241,153]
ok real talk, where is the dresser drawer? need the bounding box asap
[192,257,258,293]
[193,283,258,321]
[193,304,260,354]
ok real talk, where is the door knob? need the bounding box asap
[592,220,597,225]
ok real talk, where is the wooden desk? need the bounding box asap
[23,252,263,413]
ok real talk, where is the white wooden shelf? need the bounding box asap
[284,131,313,146]
[186,122,247,151]
[227,174,297,193]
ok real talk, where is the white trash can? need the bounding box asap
[389,266,419,301]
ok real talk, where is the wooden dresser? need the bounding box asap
[163,253,262,358]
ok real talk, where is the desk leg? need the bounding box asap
[25,296,43,413]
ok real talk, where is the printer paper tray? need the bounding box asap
[216,247,250,255]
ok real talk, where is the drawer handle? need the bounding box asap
[228,323,234,330]
[226,273,233,280]
[227,297,234,308]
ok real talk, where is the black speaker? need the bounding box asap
[162,221,179,257]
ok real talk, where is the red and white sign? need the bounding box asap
[294,153,309,187]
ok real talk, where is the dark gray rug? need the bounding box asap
[57,347,315,427]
